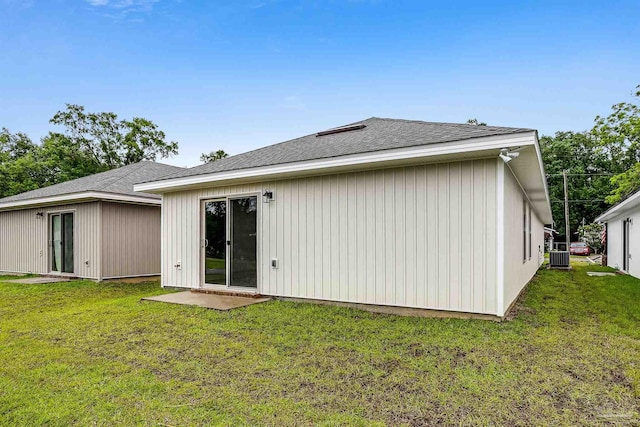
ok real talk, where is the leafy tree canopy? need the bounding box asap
[466,118,487,126]
[50,104,178,169]
[200,149,229,164]
[540,131,613,237]
[578,222,605,254]
[592,85,640,204]
[0,105,179,199]
[540,83,639,240]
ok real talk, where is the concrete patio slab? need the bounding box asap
[142,291,271,311]
[3,277,71,284]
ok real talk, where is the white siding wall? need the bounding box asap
[605,209,640,278]
[162,159,499,314]
[0,202,101,278]
[606,218,623,271]
[502,165,544,314]
[101,202,161,278]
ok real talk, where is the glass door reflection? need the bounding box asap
[204,200,227,285]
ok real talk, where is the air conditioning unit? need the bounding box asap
[549,251,570,268]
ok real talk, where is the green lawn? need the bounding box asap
[1,264,639,426]
[205,257,225,270]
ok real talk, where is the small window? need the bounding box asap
[528,204,532,260]
[523,197,527,263]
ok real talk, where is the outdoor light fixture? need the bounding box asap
[499,148,520,163]
[263,190,274,203]
[35,212,44,218]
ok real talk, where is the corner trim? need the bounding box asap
[496,159,505,316]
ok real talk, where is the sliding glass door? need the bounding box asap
[230,197,258,288]
[203,196,257,289]
[204,200,227,285]
[51,212,74,274]
[623,219,630,272]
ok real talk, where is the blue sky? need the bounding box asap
[1,0,638,167]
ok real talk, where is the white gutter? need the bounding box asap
[0,191,161,211]
[135,133,537,193]
[531,132,554,224]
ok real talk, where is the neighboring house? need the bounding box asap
[595,188,640,278]
[135,118,553,319]
[0,161,183,280]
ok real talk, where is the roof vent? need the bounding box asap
[316,124,366,137]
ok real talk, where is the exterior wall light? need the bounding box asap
[263,190,274,203]
[499,148,520,163]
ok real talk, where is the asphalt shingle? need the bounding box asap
[0,161,184,203]
[149,117,533,183]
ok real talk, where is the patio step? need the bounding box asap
[191,288,266,299]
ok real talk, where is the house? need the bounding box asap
[134,118,553,319]
[0,161,183,280]
[595,188,640,278]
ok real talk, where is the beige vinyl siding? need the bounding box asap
[162,159,499,314]
[0,202,101,278]
[605,219,622,271]
[604,209,640,278]
[502,165,544,314]
[100,202,161,278]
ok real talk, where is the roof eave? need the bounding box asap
[135,132,539,193]
[135,130,552,225]
[595,190,640,222]
[0,191,161,212]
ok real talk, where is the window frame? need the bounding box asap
[523,196,527,263]
[528,204,532,261]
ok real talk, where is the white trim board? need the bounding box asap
[135,133,537,193]
[596,189,640,222]
[0,192,161,211]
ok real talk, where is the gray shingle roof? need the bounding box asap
[0,161,184,203]
[149,117,533,183]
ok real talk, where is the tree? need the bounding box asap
[50,104,178,169]
[0,128,38,161]
[592,84,640,204]
[607,162,640,204]
[578,222,605,253]
[466,118,487,126]
[540,131,613,237]
[0,105,179,199]
[0,128,49,197]
[200,149,229,163]
[39,132,102,183]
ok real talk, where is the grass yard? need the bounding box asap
[1,264,639,426]
[205,258,225,270]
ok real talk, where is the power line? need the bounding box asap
[546,173,614,177]
[550,200,607,203]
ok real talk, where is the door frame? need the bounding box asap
[623,218,631,272]
[47,209,77,276]
[199,192,261,293]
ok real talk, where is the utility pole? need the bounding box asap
[563,170,570,250]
